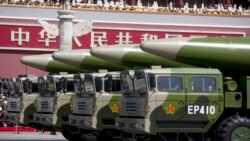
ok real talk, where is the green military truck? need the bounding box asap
[4,76,38,125]
[30,74,75,132]
[115,68,250,141]
[61,71,122,141]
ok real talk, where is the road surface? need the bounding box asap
[0,132,67,141]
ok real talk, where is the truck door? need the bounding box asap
[187,75,221,130]
[102,77,121,127]
[156,75,188,127]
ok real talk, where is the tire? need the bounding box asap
[81,134,95,141]
[217,115,250,141]
[96,134,113,141]
[61,129,80,141]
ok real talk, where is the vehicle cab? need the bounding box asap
[31,74,75,131]
[63,71,121,140]
[115,68,223,137]
[5,76,38,125]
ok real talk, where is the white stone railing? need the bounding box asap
[0,1,249,17]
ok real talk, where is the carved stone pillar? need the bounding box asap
[57,10,75,51]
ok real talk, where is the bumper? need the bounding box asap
[4,113,20,124]
[115,117,149,134]
[68,115,97,130]
[33,113,54,127]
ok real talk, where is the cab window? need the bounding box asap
[191,76,216,92]
[67,80,74,92]
[157,76,183,92]
[104,79,121,92]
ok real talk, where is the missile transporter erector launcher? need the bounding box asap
[30,74,75,131]
[62,71,122,141]
[90,44,191,68]
[52,49,128,71]
[21,54,84,73]
[115,68,250,141]
[140,37,250,72]
[4,76,38,125]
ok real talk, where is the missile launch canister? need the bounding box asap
[90,44,191,68]
[52,49,128,71]
[21,54,84,73]
[141,37,250,72]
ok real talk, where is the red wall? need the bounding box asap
[0,50,49,78]
[0,17,250,78]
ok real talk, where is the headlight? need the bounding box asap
[92,104,97,111]
[14,116,19,121]
[84,120,92,126]
[45,118,52,122]
[135,123,145,129]
[115,121,119,127]
[145,104,150,112]
[69,119,76,124]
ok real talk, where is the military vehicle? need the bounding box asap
[21,54,84,73]
[115,67,250,141]
[140,37,250,72]
[52,49,128,71]
[30,74,75,132]
[90,44,191,67]
[61,71,122,141]
[4,76,38,125]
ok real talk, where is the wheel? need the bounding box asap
[61,129,80,141]
[217,115,250,141]
[82,134,113,141]
[96,134,113,141]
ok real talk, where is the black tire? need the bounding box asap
[96,134,113,141]
[61,129,80,141]
[217,115,250,141]
[81,135,97,141]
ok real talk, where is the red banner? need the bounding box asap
[0,24,246,51]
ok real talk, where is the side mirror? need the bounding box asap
[105,75,113,93]
[95,77,102,92]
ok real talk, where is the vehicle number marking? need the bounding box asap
[187,105,215,115]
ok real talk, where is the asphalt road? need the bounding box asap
[0,132,67,141]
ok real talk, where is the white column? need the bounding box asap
[57,10,75,51]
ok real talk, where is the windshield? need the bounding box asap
[8,79,20,97]
[83,74,95,96]
[74,74,95,96]
[47,76,56,93]
[38,76,56,96]
[120,70,147,96]
[74,75,84,95]
[38,77,46,96]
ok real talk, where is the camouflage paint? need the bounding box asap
[55,94,74,126]
[177,38,250,71]
[52,50,128,71]
[141,37,250,72]
[122,50,190,67]
[47,60,83,73]
[80,56,127,71]
[91,45,191,68]
[117,68,224,134]
[108,95,120,115]
[21,54,84,73]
